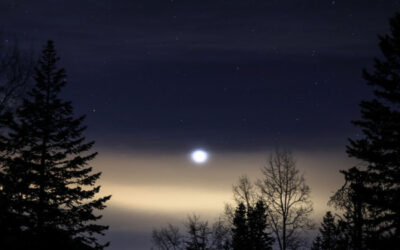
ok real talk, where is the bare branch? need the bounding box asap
[257,149,314,250]
[0,35,35,113]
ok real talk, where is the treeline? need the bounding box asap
[152,149,313,250]
[151,13,400,250]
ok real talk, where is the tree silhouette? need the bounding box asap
[330,168,369,250]
[318,211,338,249]
[231,201,274,250]
[337,12,400,249]
[231,203,248,250]
[0,41,110,250]
[152,224,184,250]
[232,175,257,209]
[152,215,231,250]
[257,149,314,250]
[210,219,231,250]
[311,236,322,250]
[312,211,341,250]
[224,175,257,227]
[0,35,34,114]
[185,215,211,250]
[247,200,274,250]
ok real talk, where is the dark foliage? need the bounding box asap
[332,12,400,250]
[317,211,338,249]
[311,211,343,250]
[330,169,370,250]
[0,41,110,250]
[231,203,248,250]
[311,236,322,250]
[231,201,274,250]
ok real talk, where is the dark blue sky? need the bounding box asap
[2,1,400,249]
[2,0,397,152]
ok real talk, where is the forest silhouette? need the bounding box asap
[1,12,400,250]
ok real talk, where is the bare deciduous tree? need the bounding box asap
[186,214,211,250]
[257,149,314,250]
[0,35,34,113]
[152,224,184,250]
[152,215,231,250]
[233,175,257,209]
[210,219,231,250]
[225,175,258,223]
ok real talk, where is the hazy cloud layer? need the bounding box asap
[95,147,353,249]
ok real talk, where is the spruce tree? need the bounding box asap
[231,203,248,250]
[311,236,322,250]
[0,41,110,250]
[231,201,274,250]
[247,200,274,250]
[344,12,400,248]
[312,211,339,250]
[319,211,337,249]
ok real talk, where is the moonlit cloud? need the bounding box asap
[95,147,354,238]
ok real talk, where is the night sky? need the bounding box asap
[1,1,399,249]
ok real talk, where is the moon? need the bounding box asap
[191,149,208,164]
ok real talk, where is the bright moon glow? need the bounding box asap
[191,150,208,164]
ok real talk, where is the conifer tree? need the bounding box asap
[247,200,274,250]
[343,12,400,248]
[319,211,338,249]
[312,211,340,250]
[231,201,274,250]
[311,236,322,250]
[0,40,110,250]
[331,169,369,250]
[231,203,248,250]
